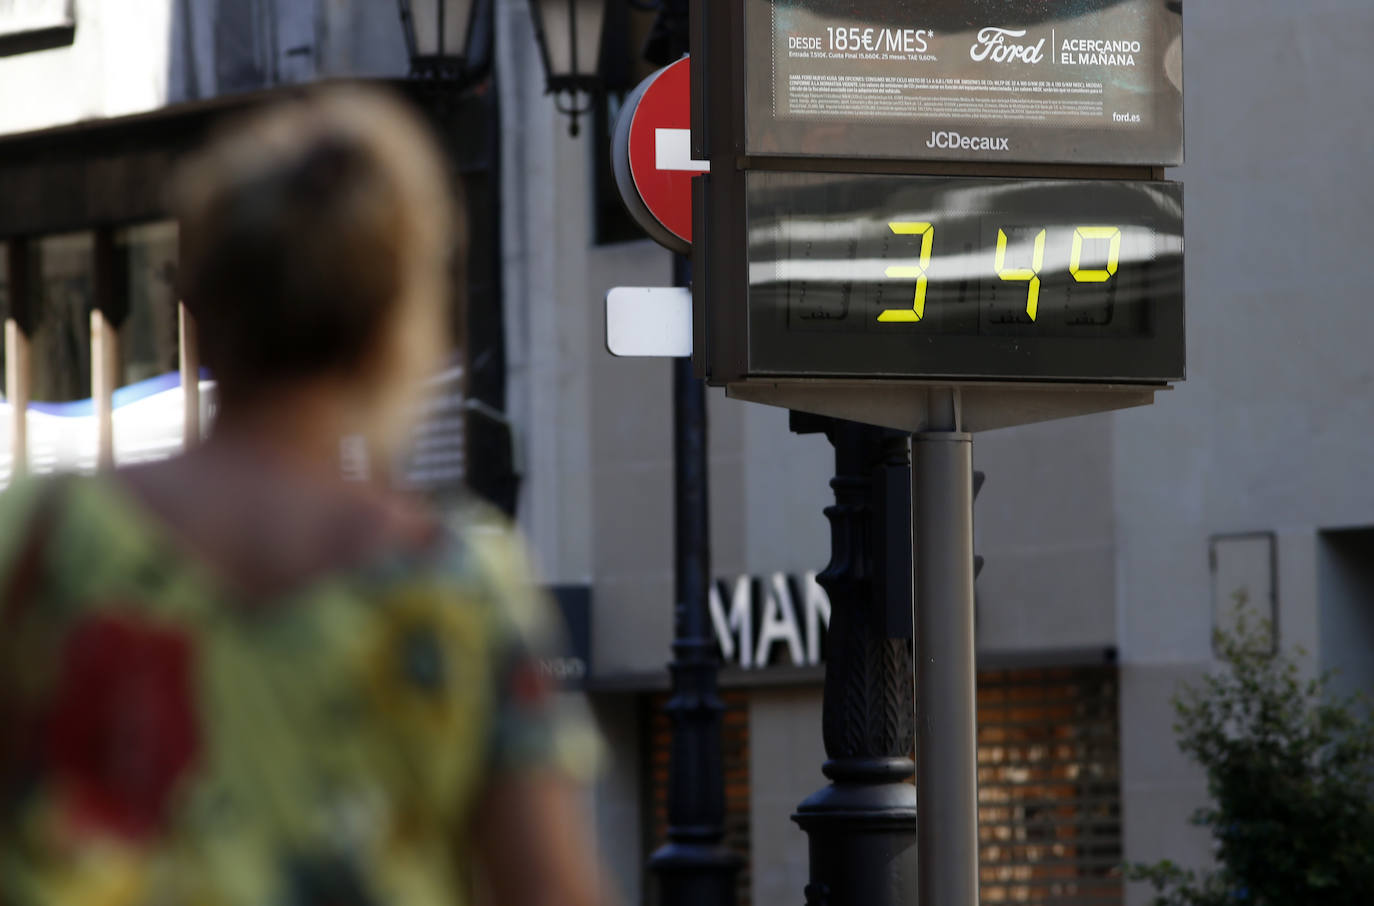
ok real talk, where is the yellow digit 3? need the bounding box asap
[880,221,934,322]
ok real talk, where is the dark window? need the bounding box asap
[639,665,1122,906]
[29,232,93,404]
[593,1,660,246]
[977,665,1124,905]
[0,241,9,399]
[113,221,180,388]
[644,690,752,906]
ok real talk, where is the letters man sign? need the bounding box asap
[709,572,831,669]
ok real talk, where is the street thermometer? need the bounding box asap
[686,1,1186,905]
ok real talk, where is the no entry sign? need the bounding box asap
[612,56,706,255]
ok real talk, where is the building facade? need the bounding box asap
[1,2,1371,906]
[494,2,1374,905]
[0,0,509,498]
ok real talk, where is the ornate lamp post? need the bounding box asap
[396,0,493,81]
[532,5,737,904]
[632,9,739,906]
[533,2,738,902]
[527,0,608,135]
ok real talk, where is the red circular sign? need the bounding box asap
[622,56,701,251]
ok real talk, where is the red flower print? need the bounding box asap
[44,613,200,841]
[509,658,551,708]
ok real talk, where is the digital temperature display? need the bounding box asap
[745,173,1184,382]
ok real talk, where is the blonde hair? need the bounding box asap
[172,86,460,404]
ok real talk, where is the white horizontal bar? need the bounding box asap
[655,128,710,173]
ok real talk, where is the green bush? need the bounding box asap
[1129,608,1374,905]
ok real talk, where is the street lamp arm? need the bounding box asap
[552,88,594,136]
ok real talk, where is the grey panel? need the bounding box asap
[1209,533,1276,654]
[749,688,825,906]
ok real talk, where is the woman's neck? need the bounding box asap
[115,381,433,597]
[204,381,380,479]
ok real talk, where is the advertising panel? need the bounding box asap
[745,0,1183,164]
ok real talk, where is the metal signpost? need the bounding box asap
[610,53,740,906]
[688,1,1185,904]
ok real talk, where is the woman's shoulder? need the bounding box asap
[383,500,560,650]
[0,474,68,526]
[0,473,207,609]
[0,474,48,529]
[0,476,52,592]
[414,503,541,607]
[0,474,92,579]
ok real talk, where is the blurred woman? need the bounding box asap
[0,88,602,906]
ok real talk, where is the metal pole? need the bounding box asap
[179,304,200,448]
[913,415,980,906]
[7,240,30,475]
[649,254,739,906]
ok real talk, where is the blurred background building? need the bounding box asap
[0,2,1370,905]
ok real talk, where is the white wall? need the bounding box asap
[975,414,1116,655]
[0,0,173,134]
[497,0,598,586]
[1108,2,1374,899]
[0,0,409,138]
[748,688,824,906]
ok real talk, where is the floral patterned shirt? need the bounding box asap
[0,475,598,906]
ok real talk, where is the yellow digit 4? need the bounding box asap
[880,221,934,322]
[995,227,1047,321]
[1070,227,1122,283]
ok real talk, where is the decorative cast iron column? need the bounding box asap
[791,415,919,906]
[642,1,740,899]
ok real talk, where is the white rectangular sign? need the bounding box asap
[605,286,692,357]
[0,0,73,37]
